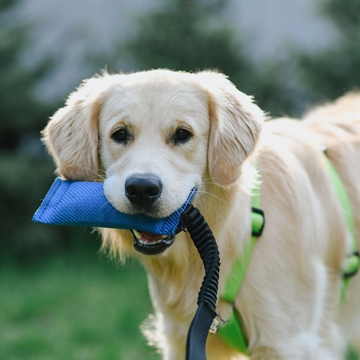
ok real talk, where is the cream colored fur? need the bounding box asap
[43,69,359,359]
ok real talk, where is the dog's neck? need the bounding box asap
[138,169,254,322]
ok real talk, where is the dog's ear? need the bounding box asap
[197,72,265,186]
[42,76,109,181]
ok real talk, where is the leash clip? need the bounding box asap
[251,207,265,237]
[209,317,220,335]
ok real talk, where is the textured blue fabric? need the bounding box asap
[33,178,197,236]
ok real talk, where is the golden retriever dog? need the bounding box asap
[42,69,359,359]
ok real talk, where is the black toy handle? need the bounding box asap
[180,205,220,360]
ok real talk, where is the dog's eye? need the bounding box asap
[112,129,128,143]
[174,129,192,144]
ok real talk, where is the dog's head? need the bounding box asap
[43,70,265,255]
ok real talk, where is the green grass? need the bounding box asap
[0,251,161,360]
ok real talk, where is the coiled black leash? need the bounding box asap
[180,204,220,360]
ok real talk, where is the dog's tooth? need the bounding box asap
[133,230,142,240]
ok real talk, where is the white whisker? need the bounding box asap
[209,217,224,228]
[83,167,107,182]
[198,178,232,193]
[194,190,228,204]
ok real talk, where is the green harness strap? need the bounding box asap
[324,157,359,302]
[217,159,359,354]
[216,176,264,355]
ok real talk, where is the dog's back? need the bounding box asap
[303,92,359,231]
[260,92,359,351]
[303,92,360,349]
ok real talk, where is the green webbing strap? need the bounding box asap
[324,157,359,302]
[217,174,264,355]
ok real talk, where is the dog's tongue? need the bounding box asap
[142,232,163,242]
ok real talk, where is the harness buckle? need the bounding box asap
[251,207,265,237]
[343,251,360,279]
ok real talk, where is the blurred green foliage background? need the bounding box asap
[0,0,359,358]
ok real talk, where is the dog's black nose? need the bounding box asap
[125,175,163,207]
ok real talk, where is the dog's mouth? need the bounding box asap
[131,230,175,255]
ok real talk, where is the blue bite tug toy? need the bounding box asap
[33,178,219,360]
[32,178,197,236]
